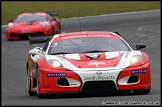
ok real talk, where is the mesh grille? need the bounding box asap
[81,80,117,92]
[11,32,45,39]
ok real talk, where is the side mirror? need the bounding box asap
[8,20,13,22]
[29,47,43,55]
[135,44,146,50]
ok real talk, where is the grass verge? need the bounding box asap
[2,1,160,24]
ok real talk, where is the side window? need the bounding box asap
[43,42,49,51]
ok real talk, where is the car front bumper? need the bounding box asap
[38,62,151,94]
[6,25,53,40]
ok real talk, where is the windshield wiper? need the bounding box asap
[81,50,109,53]
[50,52,71,55]
[26,20,37,24]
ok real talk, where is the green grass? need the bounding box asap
[2,1,160,24]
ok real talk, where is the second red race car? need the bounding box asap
[6,12,61,41]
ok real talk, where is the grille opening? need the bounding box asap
[57,78,69,86]
[10,33,18,37]
[127,75,139,83]
[11,32,45,40]
[81,81,117,92]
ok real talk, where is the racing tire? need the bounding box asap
[36,70,45,98]
[133,89,150,95]
[27,75,37,96]
[36,78,41,98]
[37,79,45,98]
[59,25,61,33]
[6,38,14,41]
[52,25,55,35]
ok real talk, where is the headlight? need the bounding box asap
[47,59,63,68]
[130,55,142,65]
[8,23,14,28]
[40,22,49,27]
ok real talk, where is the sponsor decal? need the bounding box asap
[47,73,66,77]
[131,69,147,74]
[62,35,87,40]
[84,75,115,81]
[88,62,105,66]
[62,35,111,40]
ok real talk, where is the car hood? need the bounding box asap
[45,51,142,70]
[62,52,123,68]
[12,22,41,28]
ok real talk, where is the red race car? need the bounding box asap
[6,12,61,41]
[27,31,151,98]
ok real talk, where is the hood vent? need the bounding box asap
[80,53,106,60]
[85,54,99,60]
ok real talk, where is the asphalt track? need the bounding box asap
[1,10,161,106]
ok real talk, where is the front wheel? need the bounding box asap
[36,70,45,98]
[27,74,37,96]
[59,25,61,33]
[133,89,150,95]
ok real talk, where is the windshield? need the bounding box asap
[48,37,131,55]
[16,15,48,22]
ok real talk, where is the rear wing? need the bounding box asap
[47,12,59,16]
[28,36,52,45]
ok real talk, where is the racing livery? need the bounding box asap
[6,12,61,41]
[26,31,151,98]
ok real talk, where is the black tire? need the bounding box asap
[51,25,55,35]
[37,78,45,98]
[59,25,61,33]
[27,75,37,96]
[6,38,14,41]
[36,79,41,98]
[27,66,36,96]
[36,69,45,98]
[133,89,150,95]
